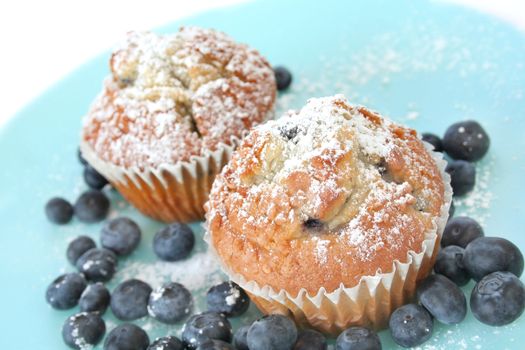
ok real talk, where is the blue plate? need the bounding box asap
[1,0,524,348]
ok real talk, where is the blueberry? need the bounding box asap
[111,279,152,321]
[67,236,97,265]
[76,248,118,282]
[207,281,250,317]
[182,312,232,349]
[148,336,184,350]
[389,304,433,348]
[422,133,443,152]
[434,245,470,286]
[45,273,87,310]
[78,147,88,166]
[148,282,193,324]
[74,190,110,223]
[62,312,105,349]
[197,340,235,350]
[274,66,292,91]
[335,327,381,350]
[153,223,195,261]
[463,237,524,281]
[443,120,490,161]
[45,197,74,224]
[79,282,110,314]
[279,125,300,141]
[104,323,150,350]
[448,201,455,220]
[441,216,484,248]
[84,165,109,190]
[101,217,141,256]
[445,160,476,197]
[416,274,467,324]
[247,314,298,350]
[470,271,525,326]
[233,326,249,350]
[294,329,327,350]
[303,218,324,231]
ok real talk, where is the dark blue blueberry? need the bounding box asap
[148,336,184,350]
[443,120,490,161]
[45,197,74,224]
[148,282,193,324]
[463,237,524,281]
[207,281,250,317]
[416,274,467,324]
[279,124,300,141]
[336,327,381,350]
[84,165,109,190]
[446,160,476,197]
[101,217,141,256]
[448,201,455,220]
[110,279,152,321]
[233,326,249,350]
[74,190,110,223]
[303,218,324,231]
[389,304,433,348]
[197,340,235,350]
[294,329,327,350]
[76,248,118,282]
[247,314,298,350]
[182,312,232,349]
[441,216,484,248]
[45,273,87,310]
[62,312,105,349]
[273,66,292,91]
[78,147,88,166]
[422,133,443,153]
[104,323,150,350]
[153,223,195,261]
[67,236,97,265]
[434,245,470,286]
[470,271,525,326]
[79,282,110,314]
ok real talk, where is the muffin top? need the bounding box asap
[206,95,446,296]
[82,27,276,169]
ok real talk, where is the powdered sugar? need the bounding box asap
[115,250,223,291]
[225,287,241,306]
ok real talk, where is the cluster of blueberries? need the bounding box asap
[386,214,525,348]
[44,151,111,225]
[422,119,490,198]
[45,211,206,349]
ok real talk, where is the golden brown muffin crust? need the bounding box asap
[82,27,276,169]
[206,95,445,296]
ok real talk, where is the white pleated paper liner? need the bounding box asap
[80,136,240,223]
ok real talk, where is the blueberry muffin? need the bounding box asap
[80,27,276,222]
[206,95,451,334]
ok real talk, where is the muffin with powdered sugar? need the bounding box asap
[81,27,276,222]
[206,95,452,334]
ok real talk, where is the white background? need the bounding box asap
[0,0,523,128]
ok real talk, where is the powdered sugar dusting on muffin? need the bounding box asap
[207,94,446,294]
[82,27,276,169]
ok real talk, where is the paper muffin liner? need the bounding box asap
[80,136,241,223]
[205,144,452,335]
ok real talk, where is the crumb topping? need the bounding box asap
[82,27,276,168]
